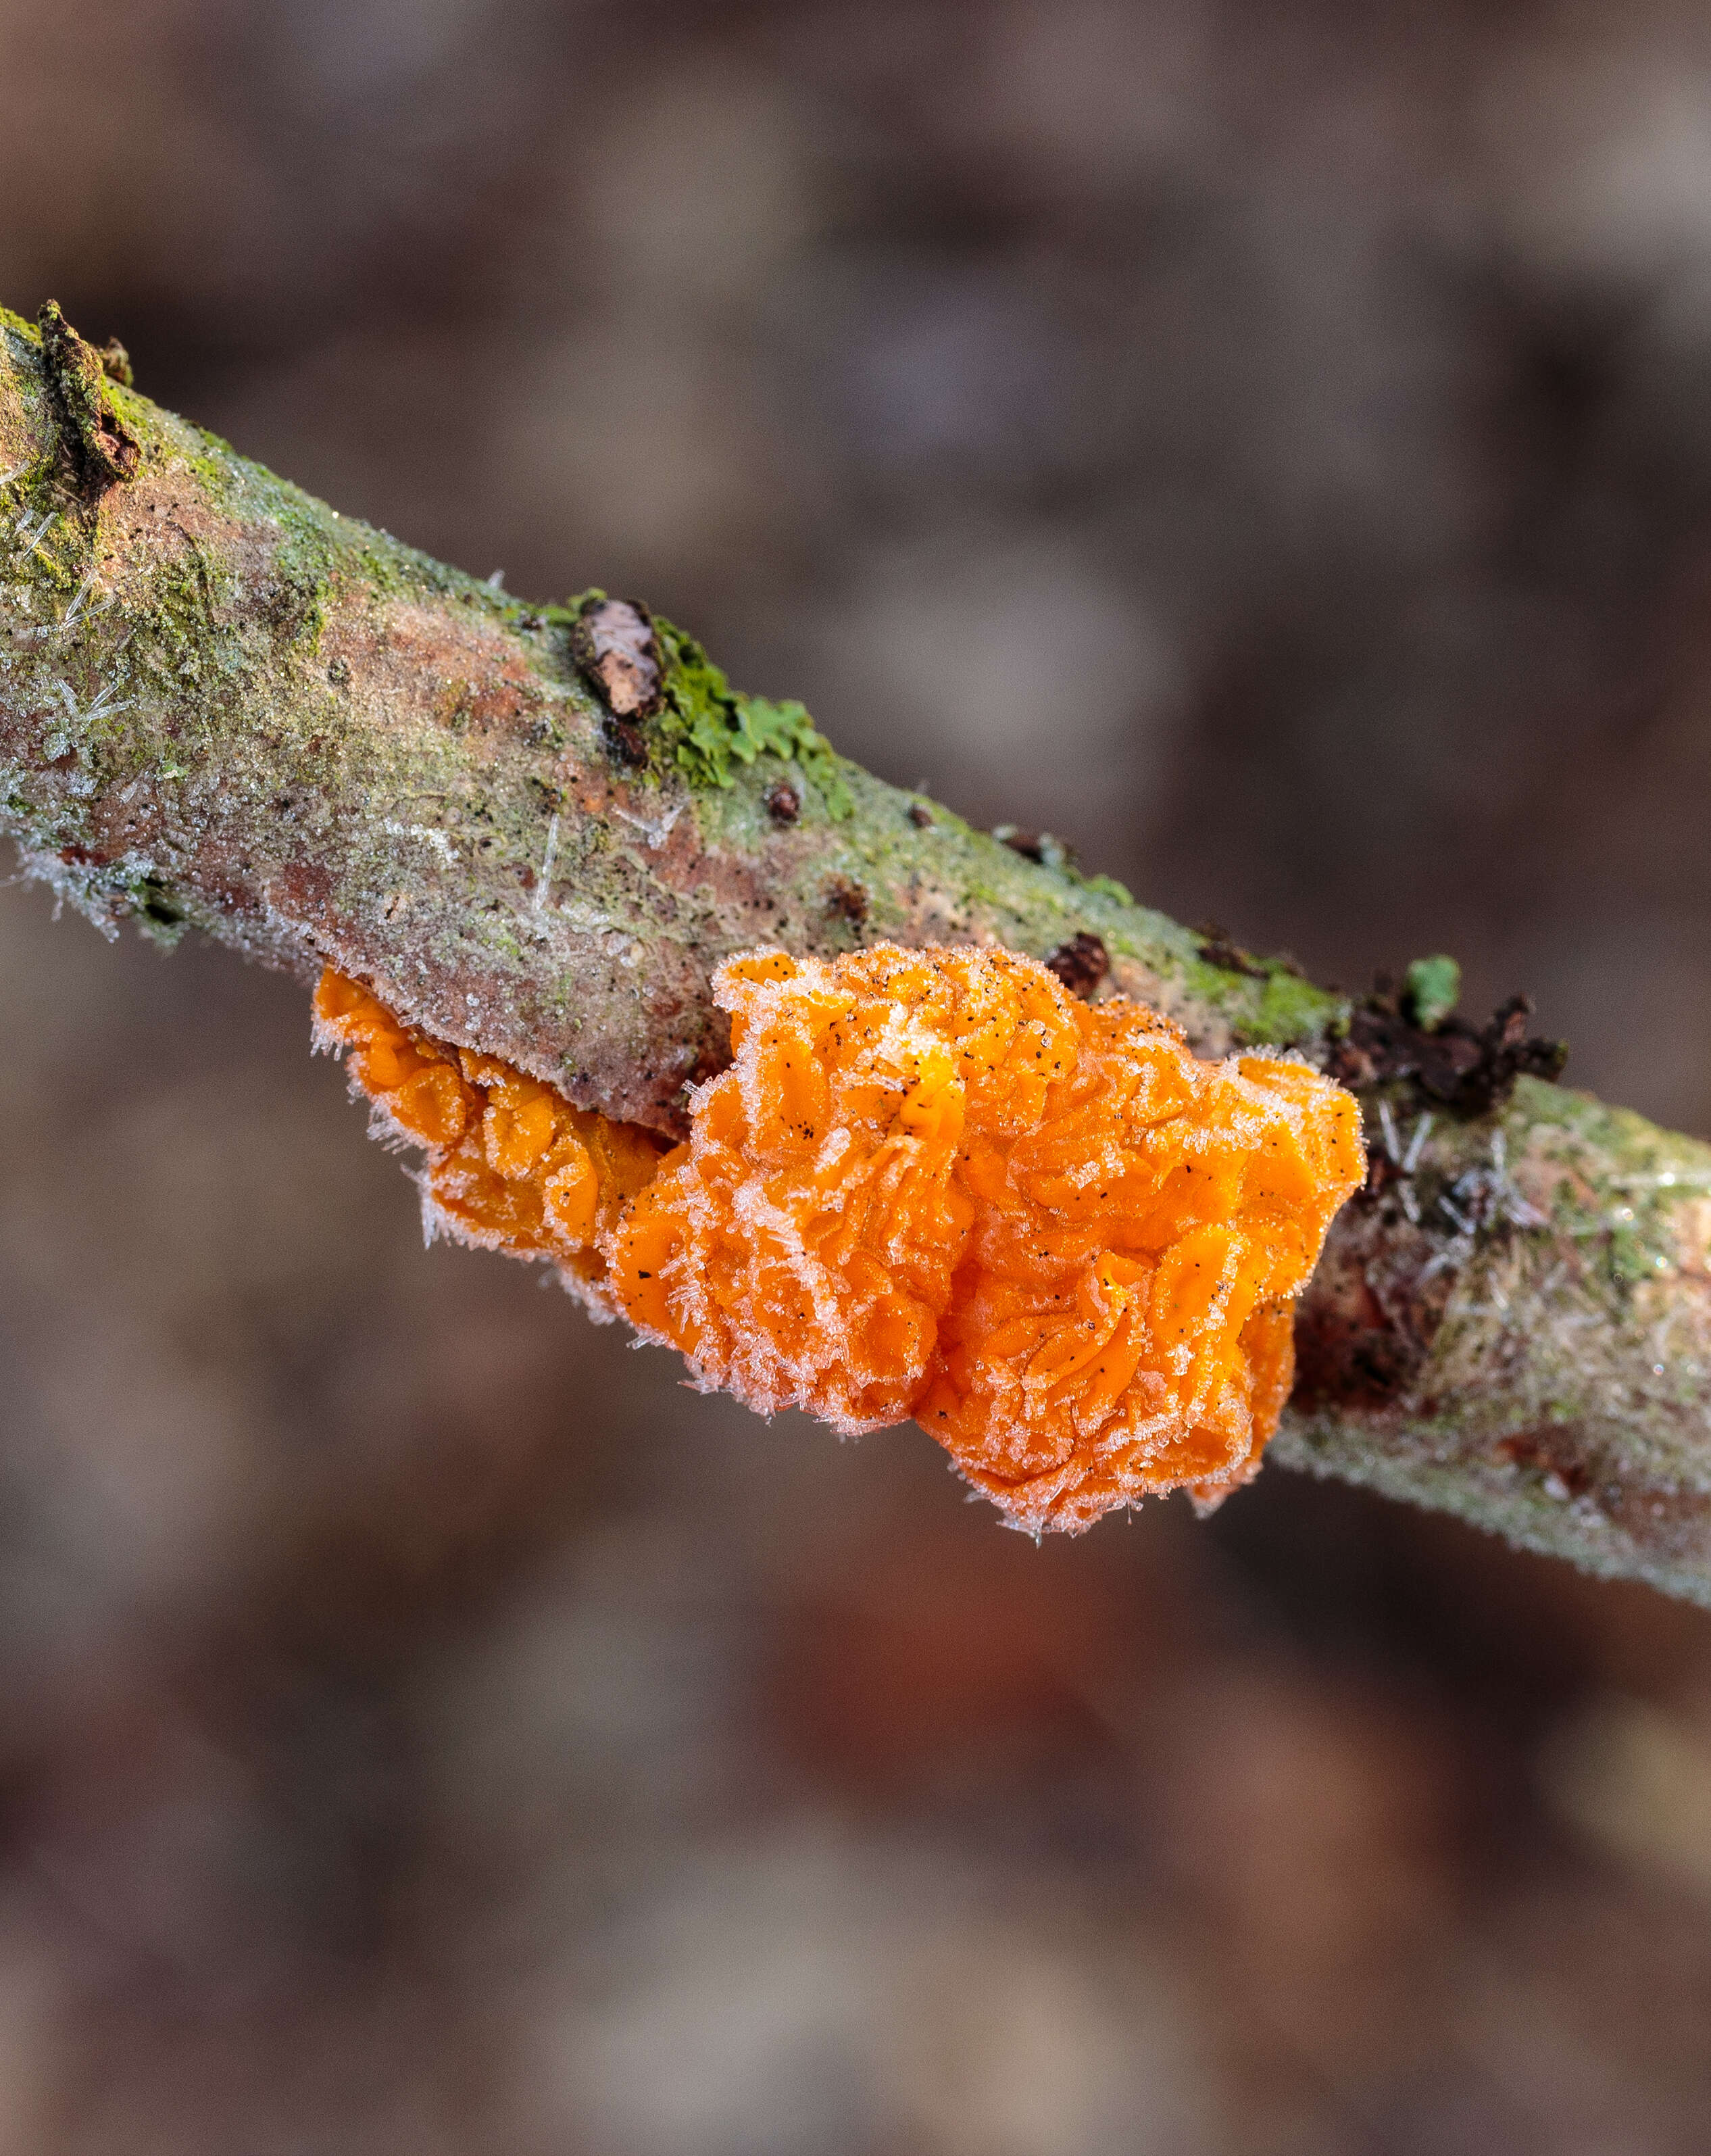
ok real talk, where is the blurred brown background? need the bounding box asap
[5,2,1711,2149]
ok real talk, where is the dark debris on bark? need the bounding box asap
[1327,977,1567,1116]
[1045,932,1110,998]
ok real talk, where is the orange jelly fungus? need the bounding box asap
[608,944,1364,1531]
[312,969,669,1309]
[317,946,1362,1532]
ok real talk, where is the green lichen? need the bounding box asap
[1250,966,1340,1048]
[1514,1081,1700,1302]
[1404,953,1462,1031]
[651,616,853,819]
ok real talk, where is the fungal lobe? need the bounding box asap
[317,944,1363,1532]
[312,970,669,1310]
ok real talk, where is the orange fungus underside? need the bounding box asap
[312,969,670,1308]
[316,944,1363,1531]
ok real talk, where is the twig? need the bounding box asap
[5,301,1711,1602]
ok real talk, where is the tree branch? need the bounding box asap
[5,303,1710,1603]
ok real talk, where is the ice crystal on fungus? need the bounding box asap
[312,971,669,1311]
[608,945,1364,1531]
[317,945,1362,1532]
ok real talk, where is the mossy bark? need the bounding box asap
[5,303,1711,1601]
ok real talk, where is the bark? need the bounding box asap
[5,303,1711,1603]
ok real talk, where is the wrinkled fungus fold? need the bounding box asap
[318,944,1362,1530]
[312,969,669,1311]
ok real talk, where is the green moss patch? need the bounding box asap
[652,617,853,819]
